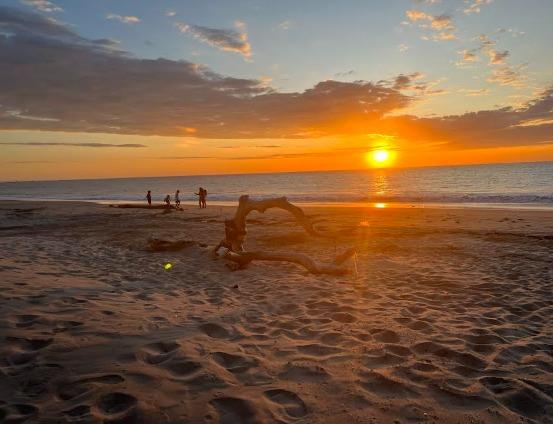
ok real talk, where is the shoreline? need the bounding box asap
[1,197,553,211]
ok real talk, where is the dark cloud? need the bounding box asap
[0,6,552,149]
[175,21,251,58]
[0,6,409,139]
[1,142,146,148]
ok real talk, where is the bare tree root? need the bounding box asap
[214,195,355,275]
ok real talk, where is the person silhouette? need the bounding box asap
[195,187,204,208]
[164,194,171,207]
[146,190,152,206]
[175,190,181,208]
[201,187,207,208]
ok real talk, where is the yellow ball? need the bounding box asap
[164,262,172,270]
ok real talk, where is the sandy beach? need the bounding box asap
[0,200,552,423]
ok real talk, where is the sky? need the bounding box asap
[0,0,552,181]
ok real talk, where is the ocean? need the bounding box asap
[1,161,552,208]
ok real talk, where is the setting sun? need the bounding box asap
[366,149,395,168]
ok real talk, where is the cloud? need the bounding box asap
[398,44,409,53]
[457,35,526,87]
[165,10,176,17]
[460,88,491,96]
[515,117,553,127]
[0,6,552,150]
[487,64,527,88]
[20,0,62,13]
[392,72,424,90]
[464,0,493,15]
[276,20,292,30]
[3,109,60,122]
[175,21,252,58]
[106,14,140,24]
[1,142,146,148]
[497,28,525,38]
[406,10,456,41]
[456,49,479,67]
[334,70,355,78]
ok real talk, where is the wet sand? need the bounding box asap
[0,200,552,423]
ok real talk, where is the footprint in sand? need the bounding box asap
[6,336,53,351]
[212,352,258,374]
[358,370,419,399]
[163,359,202,377]
[199,323,231,339]
[278,362,330,382]
[57,374,124,401]
[370,329,401,343]
[329,312,357,323]
[63,404,91,419]
[97,392,138,416]
[479,376,553,420]
[138,341,180,364]
[210,397,260,424]
[0,403,38,422]
[264,389,308,418]
[14,314,41,328]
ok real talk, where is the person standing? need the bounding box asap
[175,190,181,208]
[146,190,152,206]
[201,187,207,208]
[164,194,171,207]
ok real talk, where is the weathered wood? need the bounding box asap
[215,195,354,275]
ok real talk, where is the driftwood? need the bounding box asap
[213,195,354,275]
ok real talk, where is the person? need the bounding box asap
[175,190,181,208]
[146,190,152,206]
[164,194,171,207]
[195,187,206,209]
[201,187,207,208]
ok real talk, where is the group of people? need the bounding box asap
[145,187,207,209]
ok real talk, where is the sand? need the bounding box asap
[0,200,552,423]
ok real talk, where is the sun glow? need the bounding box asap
[366,149,395,168]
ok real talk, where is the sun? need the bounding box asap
[366,149,395,168]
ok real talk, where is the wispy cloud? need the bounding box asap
[165,10,176,17]
[276,20,292,30]
[406,10,456,41]
[463,0,493,15]
[175,21,252,59]
[456,49,479,67]
[334,70,355,78]
[106,14,140,24]
[460,88,491,96]
[1,142,147,148]
[488,64,527,88]
[20,0,62,13]
[3,109,60,122]
[398,44,409,53]
[459,35,526,88]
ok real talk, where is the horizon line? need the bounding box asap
[1,159,551,184]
